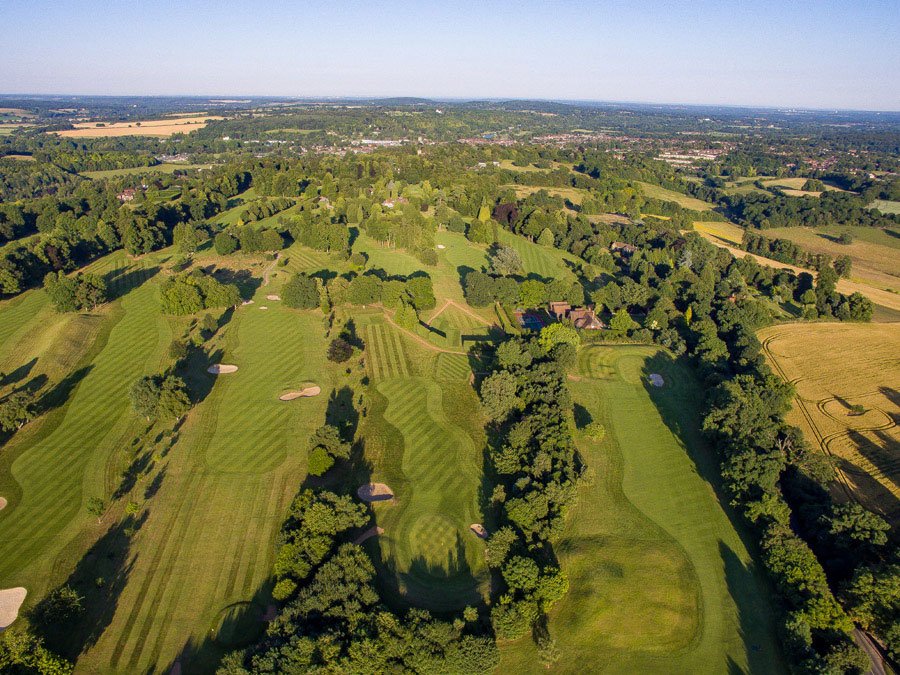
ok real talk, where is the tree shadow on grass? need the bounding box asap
[103,265,160,301]
[720,541,783,675]
[208,267,261,301]
[326,385,359,443]
[35,365,93,415]
[0,357,37,389]
[31,511,148,661]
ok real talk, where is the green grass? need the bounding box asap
[362,324,489,611]
[500,345,784,673]
[81,163,212,179]
[636,181,714,211]
[0,250,333,673]
[870,199,900,215]
[498,228,579,281]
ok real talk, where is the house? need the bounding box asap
[610,241,637,255]
[548,301,571,321]
[547,302,605,330]
[117,188,137,202]
[568,307,605,330]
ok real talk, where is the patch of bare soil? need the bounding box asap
[208,364,238,374]
[357,483,394,502]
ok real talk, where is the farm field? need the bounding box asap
[870,199,900,215]
[503,184,587,205]
[81,163,212,179]
[693,220,746,246]
[56,116,223,138]
[635,181,713,210]
[764,226,900,293]
[501,345,784,673]
[759,322,900,527]
[0,249,332,672]
[359,318,490,611]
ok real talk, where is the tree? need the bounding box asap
[584,421,605,440]
[327,337,353,362]
[537,228,555,247]
[825,503,889,548]
[173,222,206,254]
[282,273,319,309]
[306,424,351,476]
[31,585,83,627]
[833,255,852,278]
[538,323,580,353]
[130,376,161,419]
[347,275,382,305]
[0,390,35,432]
[395,300,419,330]
[609,308,636,334]
[466,219,494,245]
[87,497,106,523]
[214,231,238,255]
[405,275,436,310]
[480,371,521,422]
[489,246,524,276]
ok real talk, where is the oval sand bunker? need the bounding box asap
[208,364,238,374]
[0,497,6,511]
[0,587,27,631]
[357,483,394,502]
[279,386,321,401]
[470,523,488,539]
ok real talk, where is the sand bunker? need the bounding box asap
[279,386,321,401]
[470,524,488,539]
[260,306,268,310]
[0,587,27,631]
[357,483,394,502]
[208,364,238,374]
[649,373,664,387]
[0,497,6,511]
[353,526,384,544]
[436,244,446,249]
[266,294,281,301]
[241,300,254,306]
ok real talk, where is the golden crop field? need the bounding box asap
[758,322,900,525]
[56,115,223,138]
[693,220,745,246]
[635,181,713,210]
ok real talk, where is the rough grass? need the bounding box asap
[759,322,900,527]
[636,181,713,210]
[503,184,586,206]
[501,345,785,673]
[498,229,579,282]
[361,325,489,611]
[870,199,900,215]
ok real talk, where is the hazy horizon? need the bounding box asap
[3,0,899,111]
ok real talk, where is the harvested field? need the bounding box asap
[278,386,320,400]
[759,322,900,526]
[57,116,223,138]
[357,483,394,502]
[0,587,26,630]
[208,364,238,374]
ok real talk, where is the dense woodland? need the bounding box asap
[0,99,898,674]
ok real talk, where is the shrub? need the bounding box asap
[327,337,353,362]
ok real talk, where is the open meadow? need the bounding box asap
[759,322,900,527]
[635,181,713,210]
[81,163,213,179]
[500,345,784,673]
[56,116,222,138]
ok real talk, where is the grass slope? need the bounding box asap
[636,181,713,211]
[501,345,784,674]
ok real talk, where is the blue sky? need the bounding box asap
[2,0,898,110]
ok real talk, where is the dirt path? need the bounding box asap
[262,252,281,287]
[353,525,384,544]
[696,231,900,312]
[383,312,467,356]
[427,299,493,327]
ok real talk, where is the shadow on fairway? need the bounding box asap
[31,511,148,660]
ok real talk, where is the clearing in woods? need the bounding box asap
[635,181,714,210]
[758,322,900,527]
[360,318,490,611]
[500,345,784,673]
